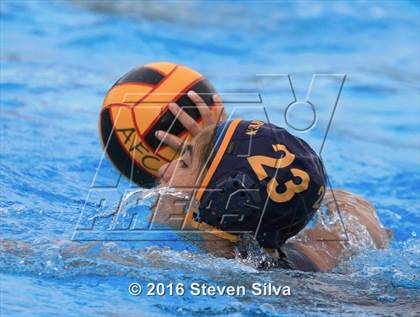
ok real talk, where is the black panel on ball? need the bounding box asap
[114,66,165,86]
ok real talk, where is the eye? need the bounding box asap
[180,160,188,168]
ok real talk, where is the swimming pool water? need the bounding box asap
[1,0,419,316]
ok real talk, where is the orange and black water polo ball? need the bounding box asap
[99,62,218,187]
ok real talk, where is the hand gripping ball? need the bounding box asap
[99,62,218,187]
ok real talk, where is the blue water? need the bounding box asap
[1,0,419,316]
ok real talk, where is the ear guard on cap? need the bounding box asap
[194,171,262,232]
[193,169,300,248]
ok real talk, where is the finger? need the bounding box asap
[155,130,184,150]
[168,102,201,136]
[213,94,227,122]
[187,90,207,106]
[214,106,225,124]
[188,91,213,125]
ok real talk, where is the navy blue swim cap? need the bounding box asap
[186,119,326,248]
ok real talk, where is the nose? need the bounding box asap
[159,162,172,184]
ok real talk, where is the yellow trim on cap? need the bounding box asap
[195,119,241,202]
[183,119,242,242]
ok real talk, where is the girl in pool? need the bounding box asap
[152,91,391,271]
[0,92,391,272]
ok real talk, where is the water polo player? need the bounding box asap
[153,93,391,271]
[0,93,391,273]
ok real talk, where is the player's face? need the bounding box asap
[152,129,213,225]
[158,127,213,191]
